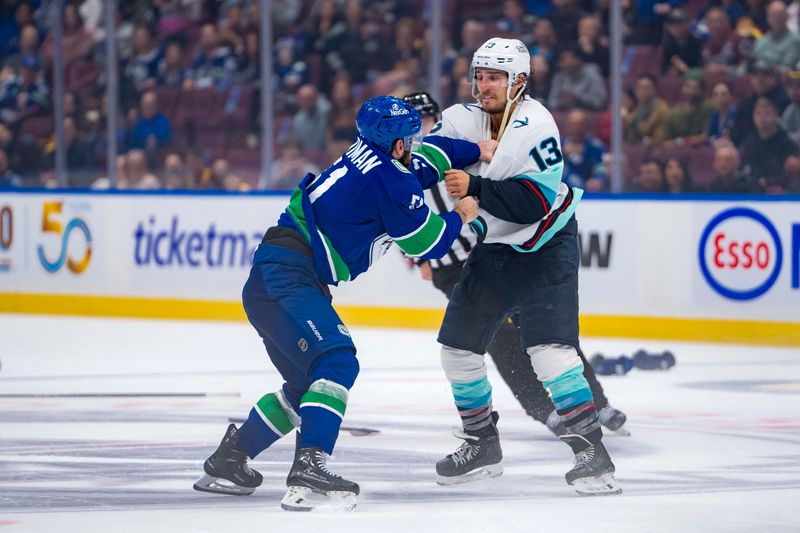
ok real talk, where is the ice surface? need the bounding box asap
[1,315,798,532]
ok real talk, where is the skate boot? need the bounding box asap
[193,424,263,496]
[281,447,359,512]
[561,435,621,496]
[436,411,503,485]
[598,405,630,436]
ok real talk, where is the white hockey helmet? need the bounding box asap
[469,38,531,86]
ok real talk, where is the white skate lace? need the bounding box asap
[449,428,481,466]
[573,445,595,468]
[312,451,342,479]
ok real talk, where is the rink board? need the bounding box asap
[0,190,798,345]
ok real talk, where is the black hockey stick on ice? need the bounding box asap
[0,392,240,398]
[227,416,380,436]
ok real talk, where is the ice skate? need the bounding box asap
[561,436,621,496]
[598,405,630,436]
[281,447,359,512]
[193,424,263,496]
[436,412,503,485]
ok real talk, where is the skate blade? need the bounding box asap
[193,474,256,496]
[280,486,358,512]
[569,472,622,496]
[436,463,503,486]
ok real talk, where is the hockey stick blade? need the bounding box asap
[227,417,380,436]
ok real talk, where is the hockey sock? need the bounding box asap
[543,365,602,452]
[299,379,349,454]
[441,345,494,431]
[238,389,300,459]
[578,347,609,408]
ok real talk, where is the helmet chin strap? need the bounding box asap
[496,79,527,142]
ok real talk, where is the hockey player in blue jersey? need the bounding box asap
[193,95,496,511]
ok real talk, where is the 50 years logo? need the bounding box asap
[37,201,92,274]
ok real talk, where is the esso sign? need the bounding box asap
[699,208,783,300]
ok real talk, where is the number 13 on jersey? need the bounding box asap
[529,137,563,172]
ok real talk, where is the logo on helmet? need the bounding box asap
[390,103,409,116]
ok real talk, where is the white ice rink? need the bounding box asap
[1,314,798,532]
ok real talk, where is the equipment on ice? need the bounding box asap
[561,435,622,496]
[436,411,503,485]
[281,447,360,512]
[193,424,263,496]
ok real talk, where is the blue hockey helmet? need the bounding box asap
[356,96,422,155]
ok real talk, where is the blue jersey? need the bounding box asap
[277,135,480,285]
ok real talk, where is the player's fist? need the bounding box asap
[453,196,478,224]
[445,169,470,198]
[478,140,498,162]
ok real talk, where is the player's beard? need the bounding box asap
[401,149,412,167]
[480,95,507,115]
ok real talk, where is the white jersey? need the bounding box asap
[434,97,583,251]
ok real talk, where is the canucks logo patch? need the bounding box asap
[298,338,308,352]
[392,159,411,173]
[337,324,351,337]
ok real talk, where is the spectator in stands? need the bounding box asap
[0,54,49,126]
[708,81,738,141]
[548,46,608,110]
[633,159,666,192]
[550,0,585,44]
[2,23,40,70]
[789,0,800,32]
[187,24,239,89]
[664,156,692,192]
[157,41,190,88]
[273,37,308,94]
[662,8,703,75]
[123,149,161,189]
[561,109,608,191]
[326,77,358,146]
[0,2,34,62]
[701,7,744,73]
[707,143,756,192]
[307,0,346,58]
[784,154,800,191]
[459,20,487,58]
[739,97,799,191]
[162,152,193,189]
[237,30,261,85]
[41,3,94,69]
[270,139,321,190]
[128,91,172,152]
[664,73,715,144]
[530,54,553,104]
[0,147,22,188]
[530,18,559,66]
[743,0,769,31]
[577,15,610,76]
[209,157,248,191]
[626,0,675,45]
[624,74,669,144]
[497,0,538,47]
[272,0,302,35]
[730,59,790,143]
[752,0,800,69]
[45,116,95,182]
[218,3,246,55]
[291,83,330,152]
[780,69,800,146]
[124,24,162,92]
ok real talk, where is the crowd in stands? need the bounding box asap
[0,0,799,192]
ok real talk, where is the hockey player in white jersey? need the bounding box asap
[403,92,629,438]
[433,38,621,495]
